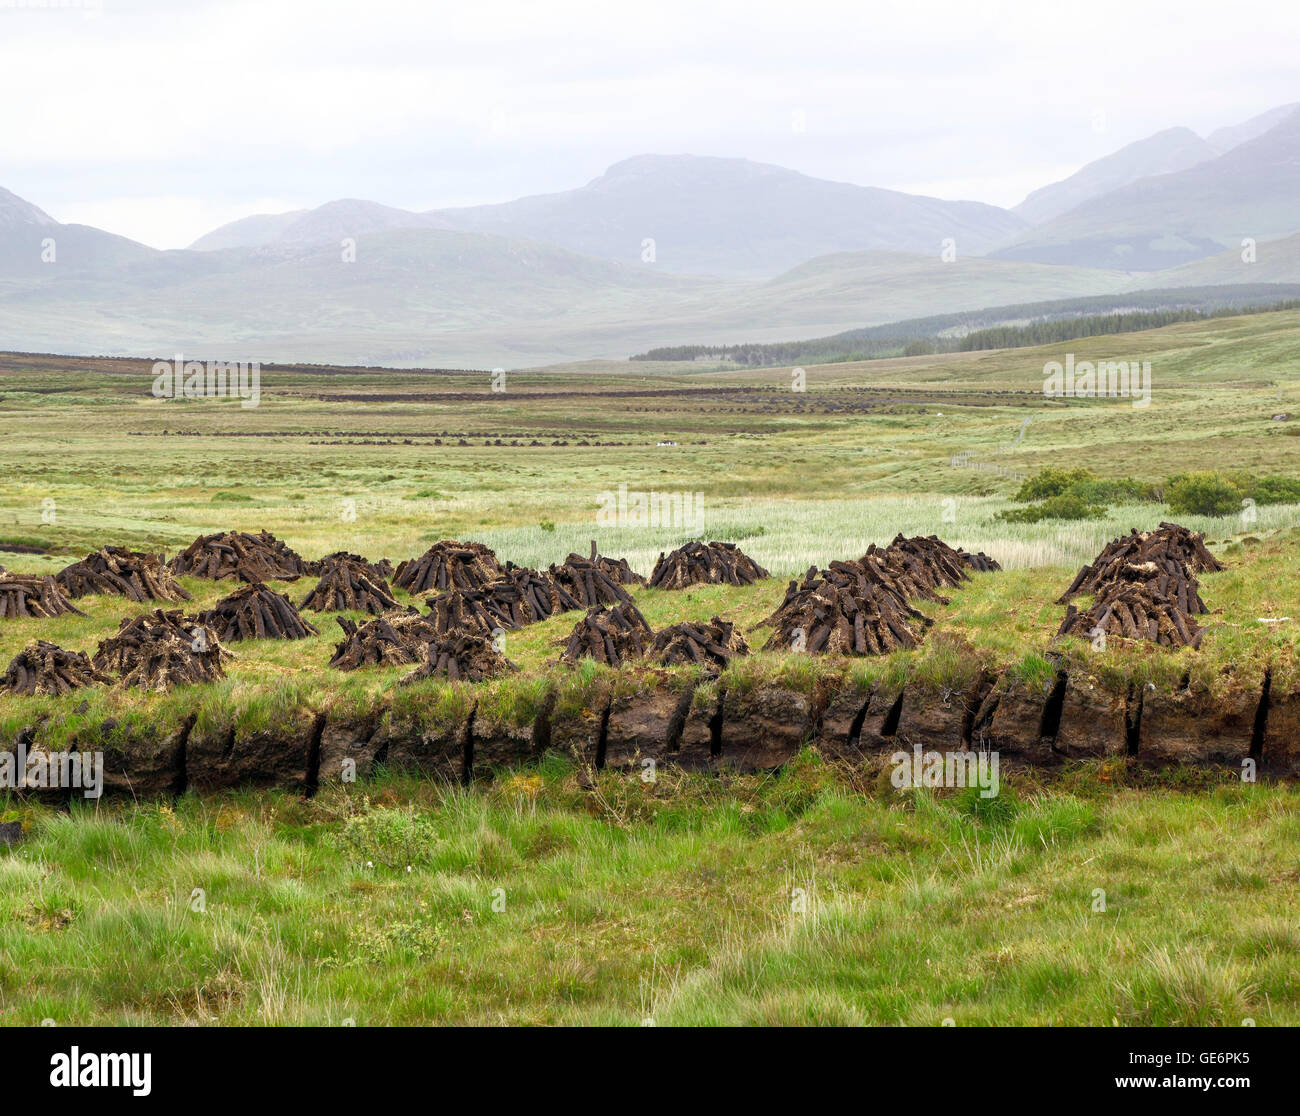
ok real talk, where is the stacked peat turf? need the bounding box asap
[3,641,112,695]
[200,582,319,641]
[328,611,435,670]
[1057,523,1224,602]
[425,585,530,636]
[168,530,310,582]
[300,557,402,615]
[56,546,193,602]
[310,551,394,581]
[1054,523,1219,649]
[561,602,653,666]
[876,534,971,597]
[503,564,582,620]
[548,554,635,608]
[1058,581,1205,649]
[393,540,503,594]
[647,541,769,589]
[0,574,87,620]
[93,609,232,690]
[956,548,1002,572]
[650,617,748,668]
[576,541,645,586]
[400,633,517,684]
[761,565,930,655]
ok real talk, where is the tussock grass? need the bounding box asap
[1,762,1295,1026]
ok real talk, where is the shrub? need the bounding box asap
[998,492,1106,523]
[1165,472,1244,517]
[1012,468,1096,502]
[333,804,441,870]
[1248,475,1300,505]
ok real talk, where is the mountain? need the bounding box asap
[1207,101,1300,154]
[0,203,1124,368]
[425,154,1029,277]
[989,107,1300,270]
[1152,232,1300,286]
[0,185,158,278]
[0,185,58,230]
[1014,127,1216,225]
[190,199,446,251]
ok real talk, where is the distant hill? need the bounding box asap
[1014,128,1216,225]
[1153,232,1300,286]
[1207,101,1300,153]
[190,199,447,251]
[991,107,1300,270]
[425,154,1029,277]
[0,186,157,278]
[0,208,1122,368]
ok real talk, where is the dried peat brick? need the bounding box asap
[56,546,192,602]
[561,602,654,666]
[168,530,310,582]
[400,632,518,684]
[392,540,503,594]
[93,609,233,691]
[3,640,112,696]
[0,573,87,620]
[650,617,749,668]
[200,581,319,641]
[648,541,768,589]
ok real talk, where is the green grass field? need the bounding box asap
[2,308,1299,1026]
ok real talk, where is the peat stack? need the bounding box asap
[1058,523,1223,602]
[93,609,232,691]
[400,633,517,684]
[503,564,582,620]
[0,574,87,620]
[424,585,533,637]
[300,558,401,615]
[1058,581,1204,649]
[650,617,749,669]
[956,548,1002,572]
[548,555,635,608]
[311,551,394,581]
[393,540,504,594]
[200,582,319,641]
[561,602,653,666]
[760,566,930,655]
[3,640,112,696]
[56,546,193,603]
[576,540,645,586]
[168,530,310,582]
[329,611,436,670]
[877,534,971,595]
[647,541,769,590]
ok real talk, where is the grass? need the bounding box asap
[1,758,1295,1026]
[3,310,1300,1026]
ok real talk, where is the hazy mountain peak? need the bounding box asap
[0,185,58,230]
[993,104,1300,270]
[1014,127,1217,225]
[1207,101,1300,154]
[189,198,443,252]
[428,154,1026,277]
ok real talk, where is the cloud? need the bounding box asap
[2,0,1297,246]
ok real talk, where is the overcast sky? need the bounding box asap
[2,0,1297,249]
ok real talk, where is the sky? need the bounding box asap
[2,0,1298,249]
